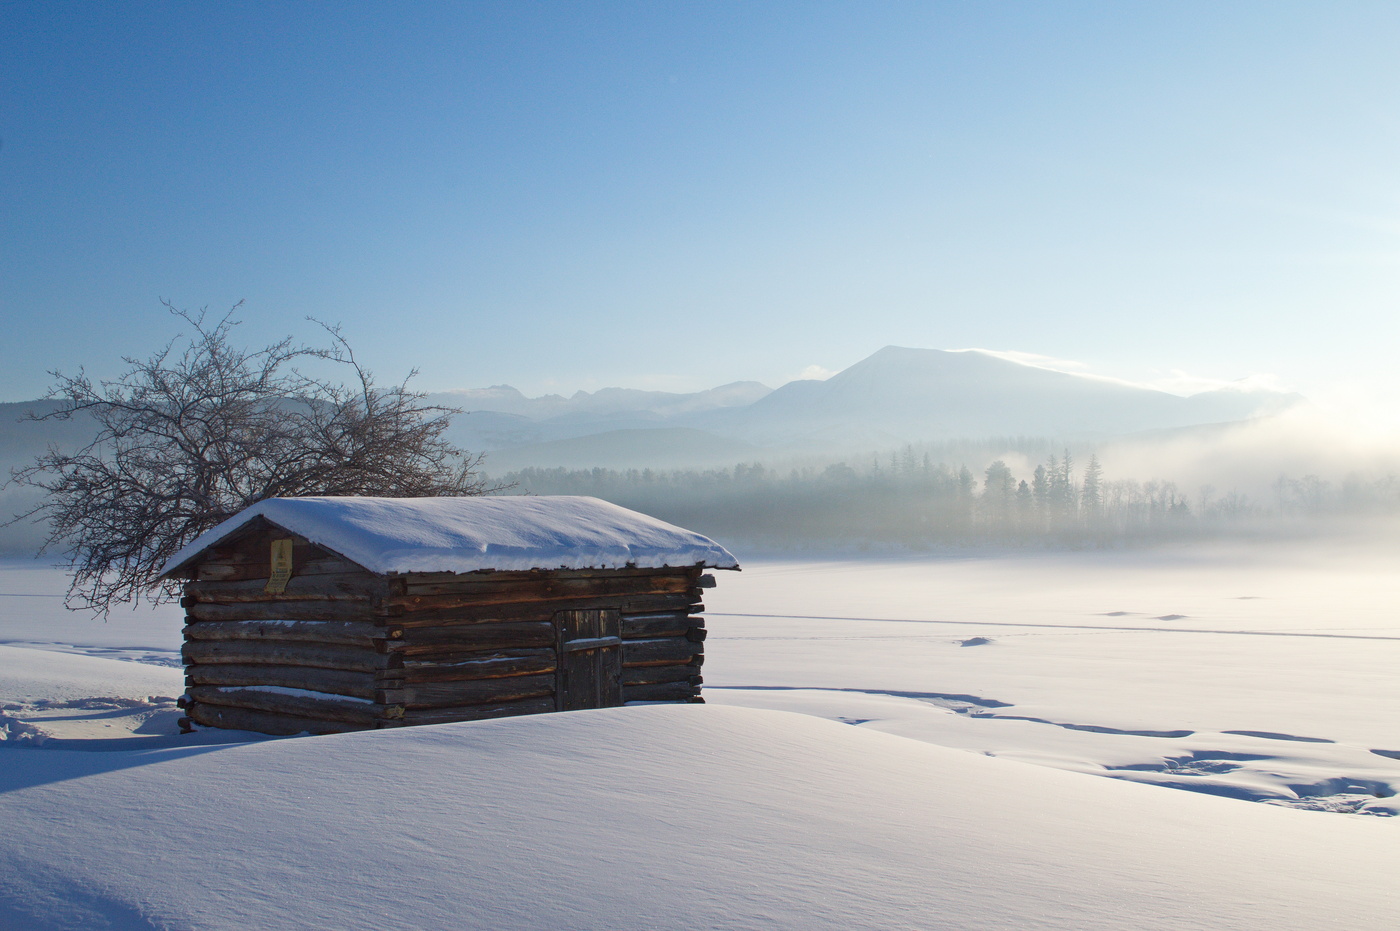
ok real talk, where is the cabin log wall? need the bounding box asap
[178,527,710,734]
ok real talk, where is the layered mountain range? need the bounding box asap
[0,347,1302,481]
[437,347,1301,471]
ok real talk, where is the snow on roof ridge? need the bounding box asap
[159,495,739,577]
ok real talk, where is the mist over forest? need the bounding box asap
[497,440,1400,551]
[5,346,1399,555]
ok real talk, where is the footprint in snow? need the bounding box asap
[959,637,993,647]
[1155,615,1188,621]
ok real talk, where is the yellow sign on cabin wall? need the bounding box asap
[264,538,295,594]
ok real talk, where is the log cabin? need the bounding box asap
[159,495,739,736]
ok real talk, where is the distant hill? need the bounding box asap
[483,427,761,474]
[0,348,1305,540]
[685,347,1301,449]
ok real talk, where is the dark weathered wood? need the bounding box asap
[177,524,356,582]
[398,696,556,726]
[391,621,554,655]
[187,599,378,622]
[185,700,362,735]
[621,594,703,615]
[623,680,701,703]
[400,648,555,683]
[400,566,694,586]
[187,685,381,725]
[378,674,555,709]
[185,573,383,603]
[195,555,364,582]
[392,573,692,612]
[182,639,395,672]
[620,612,693,639]
[556,609,623,711]
[622,637,703,668]
[185,663,378,699]
[622,664,702,687]
[183,619,392,647]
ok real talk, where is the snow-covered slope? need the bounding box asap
[693,347,1301,446]
[2,703,1397,931]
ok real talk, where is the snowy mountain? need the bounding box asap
[453,347,1300,466]
[0,349,1302,486]
[688,347,1301,449]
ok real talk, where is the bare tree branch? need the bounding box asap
[5,301,499,614]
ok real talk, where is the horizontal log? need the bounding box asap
[187,685,381,725]
[392,574,692,611]
[193,555,367,584]
[398,696,557,726]
[378,674,555,709]
[622,664,702,687]
[623,680,701,703]
[183,619,396,647]
[620,612,693,639]
[187,599,378,622]
[622,594,703,616]
[184,573,383,603]
[399,566,695,587]
[390,621,554,655]
[622,637,703,668]
[185,700,364,735]
[401,649,555,684]
[185,663,378,699]
[182,639,396,673]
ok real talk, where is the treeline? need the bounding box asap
[496,449,1400,549]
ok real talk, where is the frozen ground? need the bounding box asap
[702,537,1400,816]
[2,539,1399,928]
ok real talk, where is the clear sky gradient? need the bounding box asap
[3,2,1399,405]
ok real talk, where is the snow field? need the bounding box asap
[3,539,1400,928]
[2,705,1398,931]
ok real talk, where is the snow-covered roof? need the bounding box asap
[159,495,739,577]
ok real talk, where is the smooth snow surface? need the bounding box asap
[2,705,1398,931]
[160,495,739,576]
[6,539,1400,929]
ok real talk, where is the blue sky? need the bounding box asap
[3,2,1399,404]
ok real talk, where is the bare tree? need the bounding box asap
[7,302,494,613]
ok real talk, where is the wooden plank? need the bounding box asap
[185,573,383,603]
[182,639,394,672]
[185,700,364,735]
[622,637,703,668]
[195,555,364,582]
[379,674,555,709]
[392,621,554,655]
[400,649,555,684]
[398,696,556,726]
[187,527,358,582]
[187,600,377,622]
[621,594,703,615]
[183,619,392,647]
[399,566,693,586]
[184,663,378,699]
[622,680,701,703]
[187,685,381,725]
[387,593,702,629]
[621,613,693,639]
[397,573,691,604]
[622,664,702,687]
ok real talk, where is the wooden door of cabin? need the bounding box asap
[555,609,623,711]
